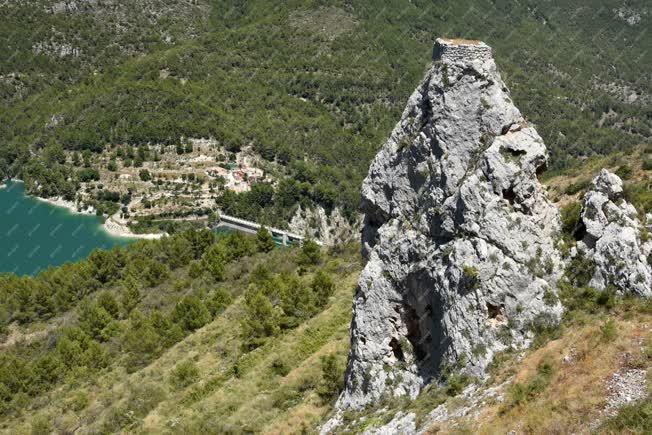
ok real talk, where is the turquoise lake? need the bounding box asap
[0,181,133,276]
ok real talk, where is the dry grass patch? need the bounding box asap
[435,308,652,434]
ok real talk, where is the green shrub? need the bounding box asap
[170,360,200,389]
[599,396,652,433]
[318,354,344,402]
[565,254,595,287]
[559,281,616,315]
[241,288,280,349]
[77,168,100,182]
[543,288,558,307]
[445,372,470,397]
[172,296,210,332]
[119,278,142,314]
[206,287,232,317]
[279,274,317,328]
[564,179,590,195]
[270,358,291,377]
[615,164,633,179]
[624,182,652,213]
[506,358,554,408]
[462,265,480,289]
[139,169,151,181]
[77,301,118,342]
[560,202,582,236]
[299,239,322,266]
[311,270,335,307]
[642,158,652,171]
[600,319,617,342]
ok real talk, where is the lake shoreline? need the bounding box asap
[4,179,166,243]
[33,195,96,216]
[29,189,165,240]
[102,213,167,240]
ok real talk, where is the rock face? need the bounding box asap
[575,169,652,296]
[338,38,564,411]
[289,205,361,245]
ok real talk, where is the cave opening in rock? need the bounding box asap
[401,272,441,380]
[389,337,405,362]
[404,305,427,361]
[502,187,516,205]
[486,302,504,319]
[506,148,526,157]
[573,219,587,242]
[536,162,548,177]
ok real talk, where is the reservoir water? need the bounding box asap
[0,181,133,276]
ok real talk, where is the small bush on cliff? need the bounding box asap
[463,265,480,289]
[318,354,345,402]
[560,202,582,236]
[558,281,616,316]
[565,254,596,287]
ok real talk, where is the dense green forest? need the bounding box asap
[1,0,650,221]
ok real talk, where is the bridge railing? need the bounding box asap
[215,213,323,246]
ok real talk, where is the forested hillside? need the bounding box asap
[1,0,650,222]
[0,229,360,432]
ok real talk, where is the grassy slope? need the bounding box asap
[453,301,651,434]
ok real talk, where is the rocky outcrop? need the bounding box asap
[289,205,361,245]
[337,38,564,411]
[575,169,652,296]
[362,412,416,435]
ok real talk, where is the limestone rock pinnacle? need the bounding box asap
[338,38,564,411]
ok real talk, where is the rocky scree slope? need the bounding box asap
[337,39,565,412]
[574,169,652,297]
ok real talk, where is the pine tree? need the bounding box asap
[241,287,279,349]
[256,226,275,252]
[201,244,227,281]
[171,296,210,332]
[119,276,142,315]
[311,270,335,307]
[279,273,315,327]
[298,238,321,265]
